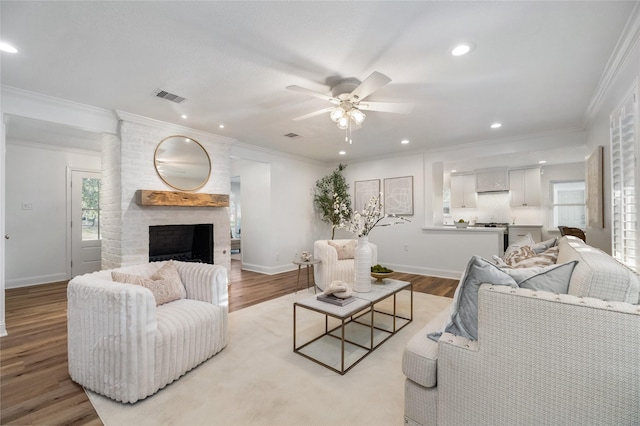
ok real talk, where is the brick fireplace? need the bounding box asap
[101,112,233,272]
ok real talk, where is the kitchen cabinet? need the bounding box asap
[509,225,543,245]
[451,174,477,208]
[509,168,541,207]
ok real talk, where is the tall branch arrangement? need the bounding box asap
[333,193,409,237]
[314,164,352,239]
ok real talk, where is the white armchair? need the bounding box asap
[67,261,228,403]
[313,239,378,291]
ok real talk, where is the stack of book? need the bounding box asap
[316,293,356,306]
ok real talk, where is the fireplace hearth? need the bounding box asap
[149,224,213,264]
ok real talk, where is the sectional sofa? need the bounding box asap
[403,236,640,425]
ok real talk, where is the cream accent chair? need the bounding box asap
[67,261,228,403]
[313,239,378,291]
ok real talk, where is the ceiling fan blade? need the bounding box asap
[292,106,335,121]
[350,71,391,101]
[286,85,339,103]
[358,101,413,114]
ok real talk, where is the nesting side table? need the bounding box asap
[293,258,320,293]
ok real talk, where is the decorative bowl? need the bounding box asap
[454,221,469,228]
[371,272,394,282]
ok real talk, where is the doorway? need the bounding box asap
[230,176,241,262]
[70,170,102,277]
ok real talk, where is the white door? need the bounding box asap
[71,170,101,277]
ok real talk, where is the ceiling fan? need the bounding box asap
[286,71,412,133]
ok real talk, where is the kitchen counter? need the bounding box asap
[423,226,507,232]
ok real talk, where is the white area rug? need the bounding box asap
[87,290,451,426]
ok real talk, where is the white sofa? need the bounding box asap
[67,261,228,403]
[313,239,378,290]
[403,236,640,425]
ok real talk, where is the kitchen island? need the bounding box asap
[419,226,506,278]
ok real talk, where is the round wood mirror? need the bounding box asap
[154,136,211,191]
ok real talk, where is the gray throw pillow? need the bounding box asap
[531,237,558,254]
[504,261,578,294]
[438,256,517,341]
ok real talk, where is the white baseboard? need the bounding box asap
[0,321,7,337]
[5,273,68,289]
[239,263,297,276]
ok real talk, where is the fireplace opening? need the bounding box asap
[149,224,213,264]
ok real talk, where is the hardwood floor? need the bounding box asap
[1,260,458,425]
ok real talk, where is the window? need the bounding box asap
[551,181,585,229]
[81,177,101,240]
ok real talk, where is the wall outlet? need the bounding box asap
[404,244,409,251]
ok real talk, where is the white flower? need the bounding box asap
[332,193,409,237]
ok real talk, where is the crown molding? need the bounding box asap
[584,2,640,126]
[115,110,236,146]
[1,85,118,134]
[6,138,101,156]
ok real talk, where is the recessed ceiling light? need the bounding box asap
[401,139,410,145]
[181,114,187,119]
[451,170,457,173]
[219,124,225,129]
[490,123,502,129]
[0,41,18,53]
[451,43,474,56]
[339,151,346,156]
[538,160,547,164]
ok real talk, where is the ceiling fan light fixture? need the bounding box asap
[337,116,349,130]
[350,108,366,125]
[330,107,345,122]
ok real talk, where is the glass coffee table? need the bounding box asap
[293,278,412,374]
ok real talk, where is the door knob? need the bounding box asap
[4,235,9,240]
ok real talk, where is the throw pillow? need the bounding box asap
[509,246,559,269]
[112,262,185,306]
[429,256,517,342]
[531,237,558,254]
[150,261,186,299]
[503,233,535,255]
[328,240,356,260]
[503,245,537,266]
[503,261,578,294]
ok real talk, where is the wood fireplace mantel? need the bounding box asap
[136,190,229,207]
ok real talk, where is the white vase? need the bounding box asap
[353,235,372,293]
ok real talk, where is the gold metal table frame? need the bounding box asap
[293,279,413,375]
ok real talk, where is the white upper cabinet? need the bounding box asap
[451,174,477,208]
[509,168,541,207]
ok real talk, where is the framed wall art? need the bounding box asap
[586,145,604,228]
[354,179,380,212]
[384,176,414,215]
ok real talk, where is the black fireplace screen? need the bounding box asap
[149,224,213,264]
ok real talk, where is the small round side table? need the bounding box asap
[292,258,320,293]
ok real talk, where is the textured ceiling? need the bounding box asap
[1,1,636,163]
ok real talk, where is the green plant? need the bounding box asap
[314,164,351,239]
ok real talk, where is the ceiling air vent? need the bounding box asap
[155,89,187,104]
[284,132,301,138]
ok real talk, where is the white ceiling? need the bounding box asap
[1,1,636,163]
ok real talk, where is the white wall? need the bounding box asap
[230,143,331,274]
[1,118,6,335]
[336,153,427,273]
[4,141,100,287]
